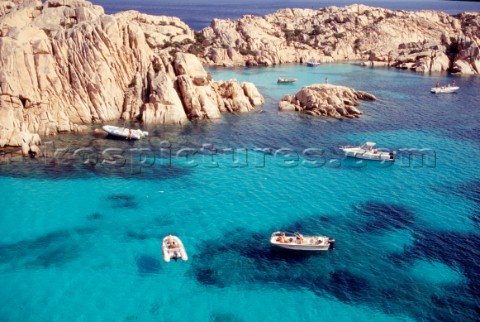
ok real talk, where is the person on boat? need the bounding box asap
[295,233,304,244]
[435,82,440,88]
[276,232,291,243]
[452,79,456,86]
[126,129,133,140]
[170,241,178,249]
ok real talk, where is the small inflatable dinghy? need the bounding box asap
[162,234,188,263]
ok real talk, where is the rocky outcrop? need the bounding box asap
[279,84,376,118]
[188,5,480,74]
[0,0,263,148]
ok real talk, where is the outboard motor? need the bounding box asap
[328,238,336,249]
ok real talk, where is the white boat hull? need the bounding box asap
[341,148,394,161]
[102,125,148,140]
[270,232,334,251]
[277,78,297,84]
[340,142,395,162]
[162,236,188,262]
[431,86,459,94]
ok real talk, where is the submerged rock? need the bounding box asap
[279,84,376,118]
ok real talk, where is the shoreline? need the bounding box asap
[1,0,479,150]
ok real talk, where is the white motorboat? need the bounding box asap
[102,125,148,140]
[277,78,297,84]
[162,234,188,263]
[340,142,395,161]
[270,231,335,251]
[431,86,459,94]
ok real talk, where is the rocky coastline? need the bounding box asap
[1,0,479,151]
[0,0,264,151]
[192,5,480,75]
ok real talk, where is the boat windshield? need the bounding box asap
[361,142,376,149]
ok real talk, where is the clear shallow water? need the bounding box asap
[92,0,480,30]
[1,64,480,321]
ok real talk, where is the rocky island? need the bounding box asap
[1,0,480,151]
[193,5,480,75]
[279,84,376,118]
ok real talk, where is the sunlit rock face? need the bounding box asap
[0,0,264,147]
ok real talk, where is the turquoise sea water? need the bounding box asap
[1,64,480,321]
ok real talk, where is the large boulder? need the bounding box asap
[279,84,376,118]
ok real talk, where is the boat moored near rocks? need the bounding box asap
[306,59,321,67]
[431,86,459,94]
[277,78,297,84]
[102,125,149,140]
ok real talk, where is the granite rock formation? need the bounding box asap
[279,84,376,118]
[190,5,480,75]
[0,0,264,148]
[2,0,480,150]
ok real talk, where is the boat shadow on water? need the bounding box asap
[267,246,334,260]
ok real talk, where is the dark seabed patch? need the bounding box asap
[353,201,415,233]
[0,227,95,269]
[394,230,480,321]
[0,158,191,181]
[188,220,478,321]
[26,243,82,268]
[135,255,162,275]
[108,194,139,209]
[152,215,174,227]
[87,212,103,220]
[210,312,244,322]
[323,270,370,303]
[126,231,151,241]
[190,227,343,294]
[125,228,161,241]
[456,180,480,226]
[456,179,480,204]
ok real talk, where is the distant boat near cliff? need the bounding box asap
[277,78,297,84]
[306,59,321,67]
[431,86,459,94]
[102,125,149,140]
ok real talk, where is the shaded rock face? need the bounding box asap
[0,0,264,147]
[192,5,480,74]
[279,84,376,118]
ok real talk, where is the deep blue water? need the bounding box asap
[92,0,480,30]
[0,63,479,321]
